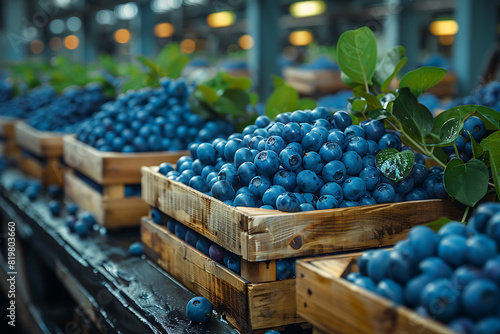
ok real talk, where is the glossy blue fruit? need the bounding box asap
[186,296,213,323]
[405,188,428,201]
[129,242,143,256]
[367,250,391,283]
[233,192,258,207]
[65,215,77,232]
[462,116,486,141]
[327,130,348,150]
[420,257,453,279]
[175,223,188,240]
[276,192,300,212]
[404,274,434,307]
[249,176,272,198]
[74,220,89,238]
[48,201,61,216]
[386,249,418,285]
[341,151,363,176]
[254,150,280,176]
[438,234,468,267]
[377,279,404,305]
[372,183,396,204]
[211,180,235,201]
[342,177,366,201]
[466,234,498,266]
[359,166,381,191]
[316,195,339,210]
[359,195,377,206]
[196,236,212,256]
[421,278,461,322]
[276,259,292,280]
[363,120,385,142]
[409,163,429,185]
[301,132,323,152]
[185,230,200,247]
[463,279,500,320]
[322,160,347,184]
[469,202,500,235]
[378,133,401,151]
[473,317,500,334]
[151,208,163,225]
[297,170,324,194]
[332,111,352,131]
[303,152,324,174]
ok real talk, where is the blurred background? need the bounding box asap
[0,0,499,100]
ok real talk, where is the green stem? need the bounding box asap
[461,206,470,224]
[453,143,460,158]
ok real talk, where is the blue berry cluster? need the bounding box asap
[26,84,106,133]
[348,202,500,333]
[161,108,446,212]
[0,79,13,103]
[76,78,234,153]
[442,116,488,162]
[299,56,339,70]
[11,178,42,201]
[0,85,57,118]
[445,81,500,111]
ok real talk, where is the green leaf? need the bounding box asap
[374,46,408,92]
[136,55,158,73]
[348,97,367,116]
[468,133,484,159]
[340,72,361,88]
[376,148,415,182]
[489,146,500,200]
[272,75,286,89]
[482,131,500,151]
[426,217,454,233]
[392,87,434,139]
[423,116,462,147]
[213,89,249,116]
[221,73,252,90]
[196,85,218,105]
[444,158,489,207]
[157,43,189,79]
[368,108,392,120]
[399,67,447,97]
[354,91,383,111]
[296,97,317,110]
[250,92,259,107]
[336,26,377,87]
[265,85,299,120]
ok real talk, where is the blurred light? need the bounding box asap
[227,44,239,53]
[180,39,196,53]
[439,35,454,46]
[290,1,326,18]
[30,40,44,54]
[55,0,71,7]
[49,19,65,34]
[154,23,174,38]
[22,27,38,41]
[67,17,81,32]
[96,9,116,25]
[151,0,182,13]
[430,20,458,36]
[115,2,138,20]
[114,29,131,44]
[238,35,254,50]
[289,31,313,46]
[183,0,207,4]
[49,37,63,51]
[64,35,79,50]
[207,11,235,28]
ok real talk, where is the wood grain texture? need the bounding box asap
[296,255,454,334]
[63,135,188,185]
[142,166,463,262]
[141,218,301,333]
[0,116,18,139]
[15,121,63,158]
[65,171,146,228]
[18,155,65,185]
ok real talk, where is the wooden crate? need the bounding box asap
[15,121,65,185]
[296,254,453,334]
[64,171,148,228]
[141,217,303,333]
[0,116,20,158]
[283,67,349,95]
[63,136,189,228]
[142,166,463,262]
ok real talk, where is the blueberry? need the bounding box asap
[452,265,483,291]
[372,183,396,204]
[327,130,348,150]
[438,234,468,267]
[466,234,497,266]
[260,205,275,210]
[65,215,77,232]
[367,250,391,283]
[341,151,363,176]
[267,122,285,137]
[363,120,385,142]
[234,192,258,207]
[275,113,291,124]
[377,279,404,305]
[346,136,369,157]
[404,274,434,307]
[227,254,241,274]
[353,277,377,293]
[462,116,486,141]
[208,243,225,263]
[470,202,500,235]
[224,139,243,162]
[282,123,303,143]
[316,195,339,210]
[438,221,468,239]
[255,115,271,128]
[196,236,212,256]
[359,195,377,206]
[421,278,461,322]
[358,250,375,276]
[302,193,318,207]
[303,151,324,174]
[484,256,500,286]
[386,249,418,284]
[276,192,300,212]
[319,182,343,203]
[279,147,302,171]
[342,177,366,201]
[237,162,257,186]
[339,200,359,207]
[185,230,200,247]
[254,150,280,176]
[463,279,500,320]
[486,212,500,245]
[211,180,235,201]
[151,208,163,225]
[272,170,297,192]
[74,220,89,238]
[332,111,352,131]
[48,201,61,216]
[301,132,323,152]
[311,126,329,142]
[474,317,500,334]
[395,176,414,195]
[366,140,380,156]
[189,176,209,193]
[420,257,453,279]
[175,223,189,240]
[322,160,347,184]
[378,133,401,150]
[408,225,438,261]
[409,163,428,186]
[81,212,96,229]
[299,203,316,211]
[262,185,286,208]
[129,242,143,256]
[359,166,381,191]
[286,141,305,156]
[217,167,239,187]
[186,296,212,323]
[318,142,343,163]
[311,106,332,122]
[249,176,272,198]
[297,170,324,194]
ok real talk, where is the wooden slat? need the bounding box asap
[0,116,18,139]
[15,121,63,158]
[63,135,189,185]
[142,166,464,262]
[296,256,454,334]
[141,218,252,333]
[65,171,146,228]
[241,260,276,283]
[18,155,43,179]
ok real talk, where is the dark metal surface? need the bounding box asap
[0,169,237,334]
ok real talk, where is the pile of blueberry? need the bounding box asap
[76,78,234,153]
[11,178,43,201]
[441,116,488,162]
[0,79,13,103]
[0,85,57,118]
[26,84,106,133]
[349,202,500,333]
[444,81,500,111]
[160,107,448,212]
[151,208,297,279]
